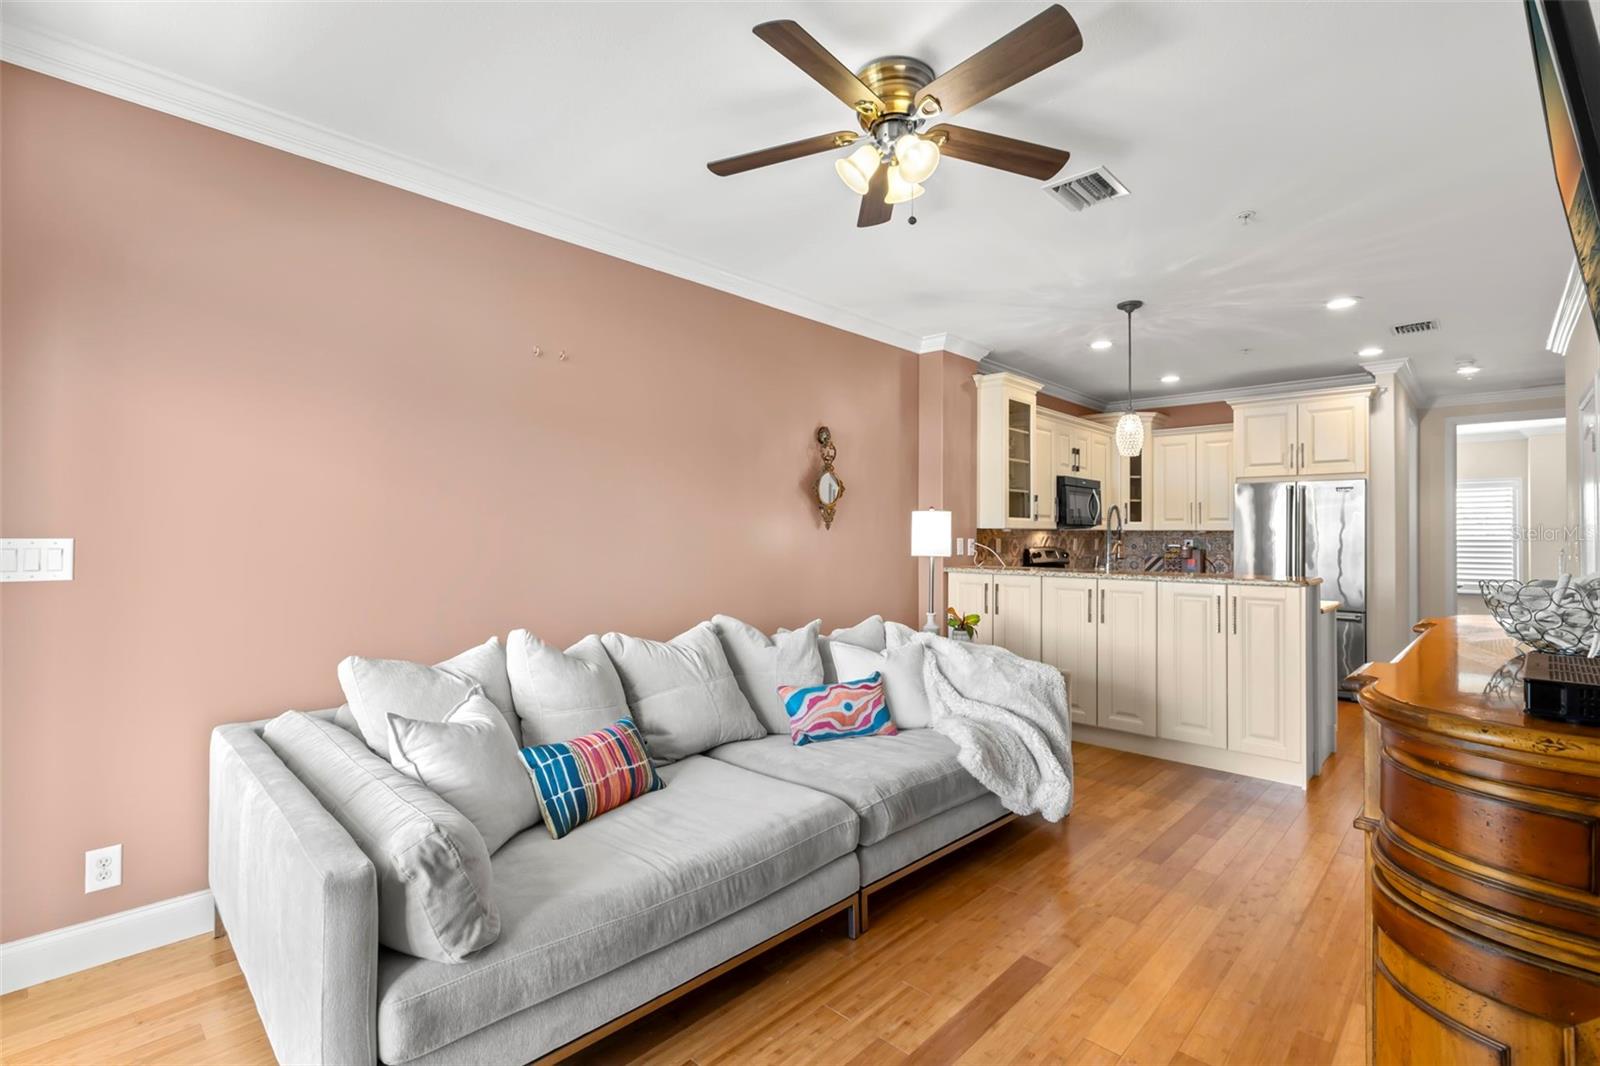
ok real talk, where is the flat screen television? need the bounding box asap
[1526,0,1600,339]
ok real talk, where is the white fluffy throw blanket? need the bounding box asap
[889,623,1074,821]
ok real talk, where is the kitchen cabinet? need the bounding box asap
[1156,582,1227,748]
[1096,579,1159,736]
[947,571,994,645]
[1152,429,1233,530]
[1232,391,1370,480]
[975,373,1047,529]
[1226,584,1306,761]
[1033,417,1059,527]
[992,574,1043,659]
[1035,410,1113,530]
[1041,575,1099,726]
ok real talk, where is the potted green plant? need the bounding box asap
[946,607,980,642]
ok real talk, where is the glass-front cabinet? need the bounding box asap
[975,372,1046,530]
[1008,398,1033,523]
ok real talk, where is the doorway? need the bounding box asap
[1453,416,1568,613]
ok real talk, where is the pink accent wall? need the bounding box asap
[0,66,922,940]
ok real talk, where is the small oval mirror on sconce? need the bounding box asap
[814,426,846,529]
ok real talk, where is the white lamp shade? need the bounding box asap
[911,510,952,557]
[834,143,880,196]
[893,133,941,183]
[883,164,926,205]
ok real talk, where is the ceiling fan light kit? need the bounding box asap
[709,6,1083,227]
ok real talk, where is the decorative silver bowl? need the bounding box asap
[1479,579,1600,654]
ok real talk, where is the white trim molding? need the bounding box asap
[1425,383,1565,411]
[0,24,940,356]
[919,333,990,362]
[1362,357,1425,406]
[979,357,1105,410]
[1550,262,1587,356]
[0,889,214,994]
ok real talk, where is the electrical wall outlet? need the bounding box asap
[85,844,122,893]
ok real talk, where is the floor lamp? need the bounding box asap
[911,509,953,633]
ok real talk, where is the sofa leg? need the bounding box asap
[845,900,860,940]
[857,891,870,936]
[213,902,226,940]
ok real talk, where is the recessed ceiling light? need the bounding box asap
[1325,296,1360,311]
[1456,361,1481,377]
[1357,346,1384,358]
[1160,374,1180,384]
[1090,339,1113,351]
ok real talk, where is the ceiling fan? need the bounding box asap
[707,5,1082,228]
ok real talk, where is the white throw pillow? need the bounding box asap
[817,614,888,682]
[387,691,541,852]
[830,641,933,729]
[338,637,516,757]
[506,630,630,747]
[601,622,765,762]
[711,615,825,734]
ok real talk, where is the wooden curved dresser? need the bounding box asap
[1354,617,1600,1064]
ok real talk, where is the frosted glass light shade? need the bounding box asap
[911,509,952,557]
[835,143,880,196]
[894,133,941,183]
[1114,412,1145,458]
[884,164,925,204]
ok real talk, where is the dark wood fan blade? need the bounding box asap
[857,164,893,228]
[928,125,1070,180]
[708,131,858,176]
[754,21,885,118]
[915,5,1083,121]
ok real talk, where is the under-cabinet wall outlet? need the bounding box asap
[85,844,122,893]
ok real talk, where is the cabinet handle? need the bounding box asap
[1087,589,1092,624]
[1231,596,1237,635]
[1216,594,1221,633]
[1032,494,1038,521]
[984,584,989,614]
[1298,442,1305,469]
[1099,588,1105,624]
[996,584,1002,616]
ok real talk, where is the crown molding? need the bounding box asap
[1129,371,1376,409]
[919,333,990,362]
[1361,357,1426,406]
[978,357,1106,411]
[1,25,934,355]
[1549,262,1586,355]
[1425,383,1565,410]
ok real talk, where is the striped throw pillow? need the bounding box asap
[779,673,897,746]
[520,718,663,839]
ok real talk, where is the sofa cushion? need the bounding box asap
[601,623,764,762]
[262,710,499,964]
[780,676,897,745]
[710,615,825,734]
[818,614,888,681]
[374,756,857,1061]
[387,692,541,852]
[708,730,985,846]
[829,641,933,729]
[522,717,662,839]
[338,637,516,757]
[506,631,629,748]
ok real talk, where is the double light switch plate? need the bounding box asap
[0,539,74,582]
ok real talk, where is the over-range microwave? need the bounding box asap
[1056,476,1102,528]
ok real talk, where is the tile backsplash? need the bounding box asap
[975,528,1234,574]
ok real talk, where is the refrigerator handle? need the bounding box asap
[1285,486,1296,577]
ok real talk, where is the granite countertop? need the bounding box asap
[946,565,1322,589]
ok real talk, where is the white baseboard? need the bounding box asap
[0,889,214,994]
[1074,726,1309,789]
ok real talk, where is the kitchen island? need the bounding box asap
[948,565,1334,786]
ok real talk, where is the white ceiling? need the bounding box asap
[2,1,1578,405]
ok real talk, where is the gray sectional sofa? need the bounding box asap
[210,704,1013,1065]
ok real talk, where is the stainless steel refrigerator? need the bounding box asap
[1234,479,1366,699]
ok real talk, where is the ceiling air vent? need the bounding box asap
[1391,319,1439,336]
[1045,167,1129,212]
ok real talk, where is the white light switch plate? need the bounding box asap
[0,539,73,582]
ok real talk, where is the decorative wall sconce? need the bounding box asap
[814,426,846,530]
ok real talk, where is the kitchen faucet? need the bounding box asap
[1104,504,1125,572]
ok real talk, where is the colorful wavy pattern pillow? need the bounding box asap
[779,674,897,746]
[520,718,663,839]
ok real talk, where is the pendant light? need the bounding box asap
[1113,300,1145,458]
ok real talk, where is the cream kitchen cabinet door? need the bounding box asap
[1233,402,1298,479]
[1152,434,1197,529]
[1156,582,1227,748]
[1041,576,1098,726]
[1195,430,1234,529]
[1296,394,1367,476]
[1085,432,1112,529]
[975,372,1046,529]
[992,574,1043,660]
[1226,584,1306,761]
[1096,579,1158,736]
[1033,418,1059,527]
[947,572,994,645]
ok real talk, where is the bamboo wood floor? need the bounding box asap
[0,704,1367,1066]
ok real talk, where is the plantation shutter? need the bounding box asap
[1456,478,1522,589]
